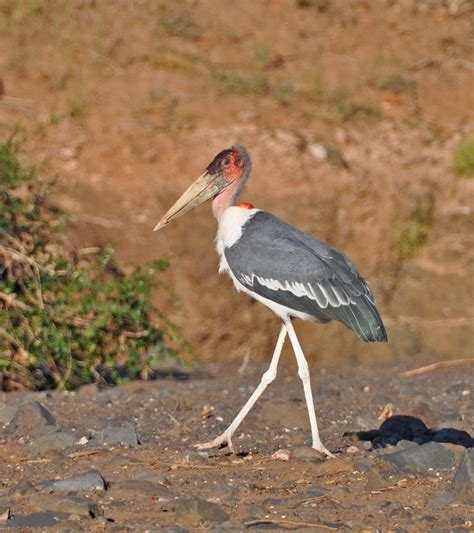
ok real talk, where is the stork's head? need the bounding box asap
[154,145,251,231]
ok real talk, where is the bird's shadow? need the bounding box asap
[345,415,474,449]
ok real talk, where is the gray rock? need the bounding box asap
[427,492,457,509]
[97,425,139,447]
[175,497,230,527]
[31,431,77,453]
[7,401,56,433]
[451,448,474,501]
[43,470,107,492]
[29,493,102,517]
[4,511,70,528]
[380,442,455,471]
[9,478,37,497]
[0,405,18,425]
[107,480,172,499]
[397,440,419,450]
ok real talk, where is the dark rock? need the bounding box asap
[9,478,37,497]
[31,431,77,453]
[97,425,139,447]
[43,470,107,492]
[381,442,455,471]
[0,404,18,425]
[4,511,70,528]
[433,428,474,448]
[175,497,229,527]
[7,401,56,433]
[29,493,103,517]
[379,415,428,440]
[451,448,474,501]
[107,480,172,499]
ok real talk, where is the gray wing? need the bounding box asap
[224,211,387,343]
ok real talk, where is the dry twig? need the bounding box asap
[244,518,337,530]
[400,359,474,377]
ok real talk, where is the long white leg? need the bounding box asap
[284,320,334,458]
[194,323,287,452]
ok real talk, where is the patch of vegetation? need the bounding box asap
[0,135,177,391]
[394,196,434,261]
[453,136,474,177]
[377,73,415,94]
[211,68,269,96]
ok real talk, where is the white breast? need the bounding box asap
[216,206,259,275]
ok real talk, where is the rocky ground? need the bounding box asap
[0,360,473,531]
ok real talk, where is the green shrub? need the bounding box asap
[0,135,176,391]
[453,136,474,177]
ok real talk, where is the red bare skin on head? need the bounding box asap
[224,151,245,182]
[234,201,254,209]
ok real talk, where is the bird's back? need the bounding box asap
[222,210,388,343]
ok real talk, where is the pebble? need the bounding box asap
[29,493,103,518]
[4,511,71,528]
[9,478,37,497]
[291,446,324,462]
[380,442,455,472]
[97,425,140,447]
[0,404,18,425]
[313,458,353,477]
[451,448,474,501]
[107,480,172,499]
[174,497,230,527]
[31,431,77,453]
[42,470,108,492]
[271,449,291,461]
[7,401,56,433]
[185,450,209,464]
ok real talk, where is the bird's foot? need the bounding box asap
[312,442,335,459]
[193,432,234,453]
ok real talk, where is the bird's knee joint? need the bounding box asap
[297,361,310,381]
[262,368,277,385]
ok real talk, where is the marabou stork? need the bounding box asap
[154,145,387,457]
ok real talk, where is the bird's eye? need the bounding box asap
[222,157,230,166]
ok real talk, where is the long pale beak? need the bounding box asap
[153,171,226,232]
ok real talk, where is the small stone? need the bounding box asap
[29,493,102,518]
[271,449,291,461]
[31,431,77,453]
[0,405,18,425]
[346,445,359,454]
[9,478,37,497]
[43,470,107,492]
[175,497,229,527]
[98,425,139,447]
[451,448,474,501]
[185,450,209,464]
[7,401,56,433]
[291,446,324,462]
[107,480,172,499]
[427,492,457,509]
[313,458,352,477]
[4,512,70,528]
[380,442,455,472]
[365,467,392,491]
